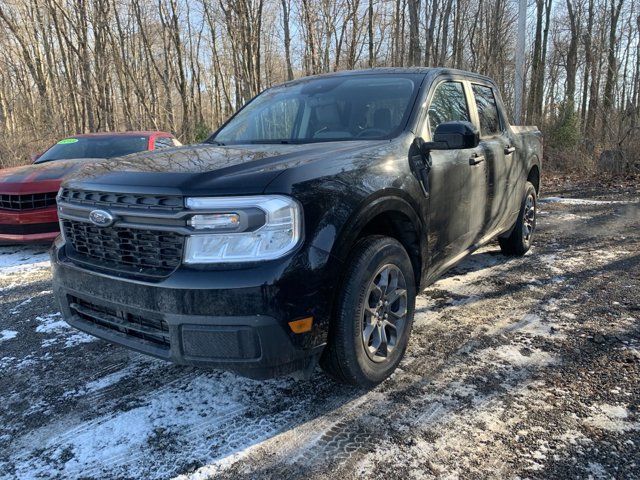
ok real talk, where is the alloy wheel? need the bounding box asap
[523,193,536,243]
[362,264,408,363]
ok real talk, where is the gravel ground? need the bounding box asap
[0,182,638,479]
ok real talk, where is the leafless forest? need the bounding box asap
[0,0,639,171]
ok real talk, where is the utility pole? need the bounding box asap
[514,0,527,124]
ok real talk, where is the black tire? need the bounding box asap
[320,235,416,387]
[499,181,537,256]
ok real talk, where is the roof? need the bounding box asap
[68,131,173,138]
[276,67,497,89]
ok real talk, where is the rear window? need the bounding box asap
[36,136,149,163]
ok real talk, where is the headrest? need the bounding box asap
[315,104,342,126]
[373,108,392,131]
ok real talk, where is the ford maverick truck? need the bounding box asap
[52,68,542,387]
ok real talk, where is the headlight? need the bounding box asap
[183,195,302,264]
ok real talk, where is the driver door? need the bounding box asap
[423,80,488,269]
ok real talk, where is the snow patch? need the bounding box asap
[10,297,32,314]
[0,281,19,292]
[9,290,54,313]
[63,332,96,348]
[0,352,51,370]
[485,345,556,368]
[540,197,637,205]
[0,246,50,275]
[84,367,136,394]
[34,312,66,333]
[513,313,560,338]
[584,404,639,432]
[549,212,590,221]
[34,312,96,348]
[587,462,607,478]
[0,330,18,341]
[556,430,590,446]
[10,373,294,479]
[539,248,630,277]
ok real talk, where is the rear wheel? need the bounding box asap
[499,181,537,256]
[321,236,416,387]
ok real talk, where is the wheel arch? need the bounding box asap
[328,192,426,288]
[527,163,541,193]
[527,154,541,193]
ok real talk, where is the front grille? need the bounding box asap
[69,296,170,349]
[0,192,57,211]
[58,188,183,211]
[62,219,183,275]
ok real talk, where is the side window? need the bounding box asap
[472,84,501,136]
[154,137,174,149]
[427,81,470,137]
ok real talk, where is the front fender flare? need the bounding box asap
[310,192,427,289]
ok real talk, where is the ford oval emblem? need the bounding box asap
[89,209,114,227]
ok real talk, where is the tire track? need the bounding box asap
[205,237,633,478]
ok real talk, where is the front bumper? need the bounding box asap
[0,206,60,243]
[51,239,339,379]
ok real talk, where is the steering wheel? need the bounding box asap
[356,128,388,138]
[312,126,328,137]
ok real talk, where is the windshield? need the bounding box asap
[209,74,422,145]
[36,136,149,163]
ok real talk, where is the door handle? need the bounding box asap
[504,146,516,155]
[469,153,485,165]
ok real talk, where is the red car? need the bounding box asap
[0,131,180,243]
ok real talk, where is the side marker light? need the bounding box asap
[288,317,313,334]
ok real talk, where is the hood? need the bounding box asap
[64,141,388,196]
[0,158,102,194]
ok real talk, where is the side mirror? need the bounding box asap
[421,121,480,154]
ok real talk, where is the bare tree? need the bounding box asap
[0,0,637,169]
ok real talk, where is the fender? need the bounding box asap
[312,190,428,286]
[527,154,542,192]
[500,152,542,239]
[528,153,541,172]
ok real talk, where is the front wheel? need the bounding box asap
[499,181,537,256]
[320,236,416,387]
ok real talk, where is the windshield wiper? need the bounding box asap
[207,140,226,146]
[245,139,295,144]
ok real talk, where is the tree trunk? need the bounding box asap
[281,0,294,80]
[601,0,624,142]
[407,0,421,66]
[368,0,374,67]
[565,0,579,114]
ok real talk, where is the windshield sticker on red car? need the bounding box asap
[57,138,78,144]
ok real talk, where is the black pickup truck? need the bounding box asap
[52,68,542,387]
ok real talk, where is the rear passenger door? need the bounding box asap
[424,80,488,267]
[469,83,513,237]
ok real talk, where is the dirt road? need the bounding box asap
[1,183,638,479]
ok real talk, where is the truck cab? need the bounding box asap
[51,68,542,386]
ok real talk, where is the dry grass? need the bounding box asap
[544,146,598,175]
